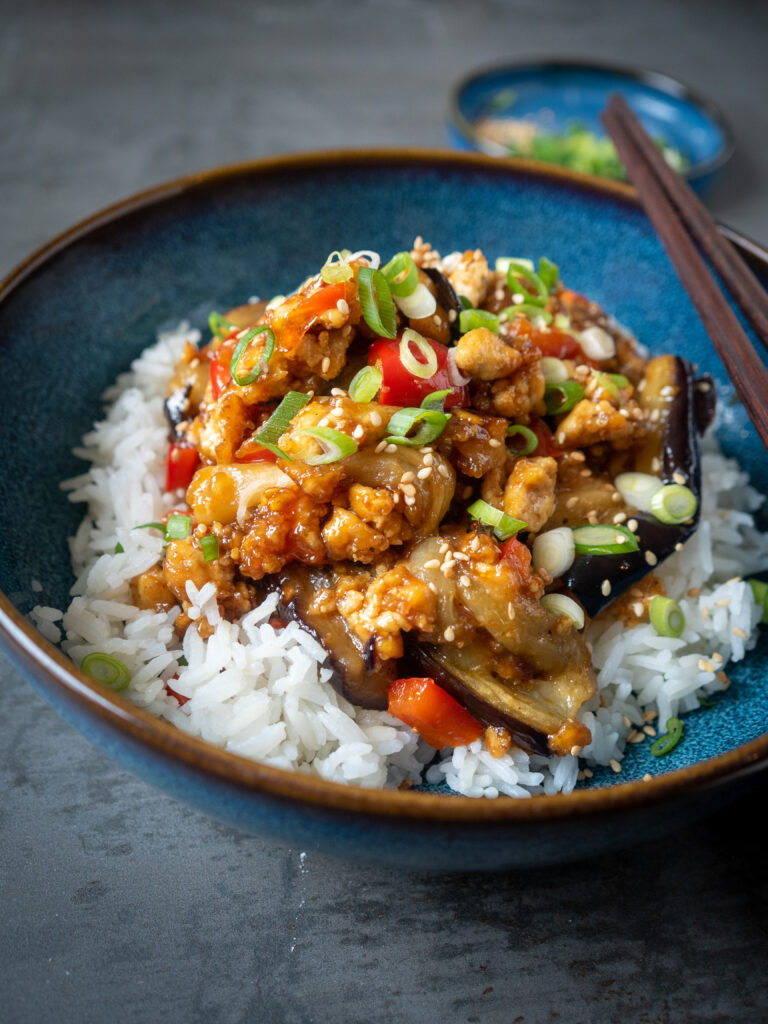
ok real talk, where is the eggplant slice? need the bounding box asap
[278,564,395,710]
[562,355,705,617]
[423,266,464,343]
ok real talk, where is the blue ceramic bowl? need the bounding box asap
[449,59,734,193]
[1,150,767,870]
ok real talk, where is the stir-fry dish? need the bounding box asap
[133,241,711,760]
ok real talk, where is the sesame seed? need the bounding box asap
[369,411,382,427]
[675,542,684,552]
[643,725,656,737]
[331,388,345,397]
[428,581,438,594]
[583,768,593,779]
[687,587,701,598]
[615,534,628,544]
[448,309,457,322]
[375,440,387,453]
[698,658,714,673]
[712,652,724,663]
[557,433,566,445]
[702,606,710,619]
[643,710,657,722]
[644,551,658,566]
[642,773,653,782]
[613,512,627,524]
[439,542,450,554]
[609,759,622,773]
[733,626,748,638]
[580,467,592,477]
[443,626,456,642]
[417,467,433,479]
[423,453,434,466]
[488,438,502,448]
[651,456,661,473]
[438,464,450,478]
[386,443,398,453]
[423,559,441,570]
[715,598,730,608]
[633,602,644,618]
[404,495,416,506]
[650,408,660,422]
[566,496,578,509]
[420,446,434,454]
[611,492,622,503]
[627,519,638,532]
[401,483,417,497]
[601,579,611,596]
[352,425,365,440]
[717,670,730,688]
[696,380,711,392]
[336,298,350,315]
[628,732,645,744]
[460,574,470,587]
[321,356,331,374]
[622,714,631,728]
[570,745,583,757]
[672,471,686,485]
[400,471,415,483]
[442,558,456,571]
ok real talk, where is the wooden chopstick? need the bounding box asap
[601,95,768,451]
[605,93,768,349]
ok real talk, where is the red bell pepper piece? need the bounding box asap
[499,536,533,586]
[528,416,563,458]
[165,444,199,492]
[387,676,483,749]
[297,281,346,321]
[368,335,469,408]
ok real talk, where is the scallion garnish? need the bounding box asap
[649,595,685,638]
[506,424,539,455]
[358,266,397,338]
[209,311,237,340]
[394,282,437,320]
[533,527,576,578]
[748,578,768,624]
[420,389,453,412]
[166,513,192,540]
[650,716,684,757]
[540,592,584,630]
[229,326,276,387]
[294,426,358,465]
[458,308,500,334]
[81,652,131,692]
[544,379,584,415]
[458,295,473,310]
[649,484,698,525]
[399,329,438,379]
[321,250,354,284]
[200,534,219,562]
[177,655,188,667]
[251,390,312,460]
[614,472,663,513]
[538,256,560,293]
[114,542,125,554]
[467,499,527,541]
[539,357,568,383]
[506,261,549,307]
[698,695,716,709]
[385,407,449,447]
[571,523,639,555]
[504,303,553,325]
[348,365,383,403]
[381,252,419,297]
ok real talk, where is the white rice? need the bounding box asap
[29,324,768,797]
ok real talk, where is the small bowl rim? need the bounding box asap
[1,145,765,826]
[449,56,736,182]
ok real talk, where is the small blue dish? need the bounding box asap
[0,150,766,870]
[449,59,734,193]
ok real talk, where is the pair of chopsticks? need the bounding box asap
[601,94,768,450]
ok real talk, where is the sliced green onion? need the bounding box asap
[649,595,685,638]
[381,252,418,297]
[399,329,438,379]
[544,379,584,415]
[650,716,684,757]
[321,250,354,284]
[540,592,584,630]
[177,655,188,667]
[615,472,663,513]
[458,308,500,334]
[166,513,192,540]
[610,373,630,389]
[506,424,539,455]
[538,256,559,293]
[81,652,131,692]
[348,364,383,403]
[467,499,527,541]
[591,370,619,400]
[200,534,219,562]
[294,426,359,465]
[495,256,533,275]
[394,282,437,320]
[698,695,716,709]
[252,390,312,460]
[649,484,698,525]
[503,303,553,325]
[420,389,453,412]
[134,521,166,534]
[533,527,576,578]
[578,325,616,360]
[385,407,449,447]
[553,313,571,329]
[458,295,473,310]
[506,261,549,307]
[209,311,237,340]
[114,542,125,554]
[748,578,768,624]
[540,357,568,383]
[572,523,640,555]
[229,326,275,387]
[358,266,396,338]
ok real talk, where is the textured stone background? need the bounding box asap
[3,2,768,1021]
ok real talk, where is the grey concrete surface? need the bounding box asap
[2,1,768,1021]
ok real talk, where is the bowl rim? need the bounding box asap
[1,145,766,825]
[448,56,736,182]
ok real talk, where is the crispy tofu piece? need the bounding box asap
[455,327,524,381]
[502,456,558,533]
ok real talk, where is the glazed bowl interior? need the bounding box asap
[1,149,767,825]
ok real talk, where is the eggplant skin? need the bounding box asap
[164,383,192,437]
[423,267,463,342]
[277,566,394,710]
